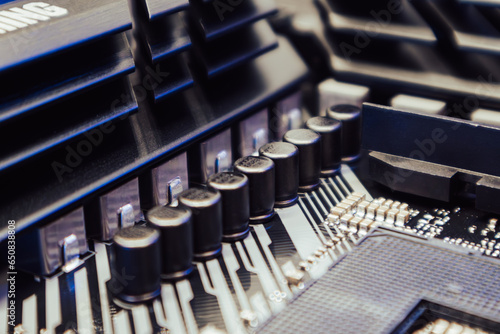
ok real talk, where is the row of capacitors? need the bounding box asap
[110,104,362,303]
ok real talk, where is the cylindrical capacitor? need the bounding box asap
[234,156,275,223]
[327,104,362,161]
[259,142,299,207]
[208,172,250,241]
[178,187,222,260]
[306,116,342,176]
[146,206,193,280]
[283,129,321,191]
[111,225,161,303]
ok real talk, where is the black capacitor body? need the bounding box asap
[327,104,362,161]
[147,206,193,280]
[234,156,275,223]
[306,116,342,175]
[259,142,299,207]
[112,226,161,303]
[208,172,250,241]
[283,129,322,191]
[178,187,223,260]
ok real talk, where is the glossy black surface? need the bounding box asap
[7,206,305,333]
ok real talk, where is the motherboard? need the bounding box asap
[2,0,500,333]
[2,164,499,334]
